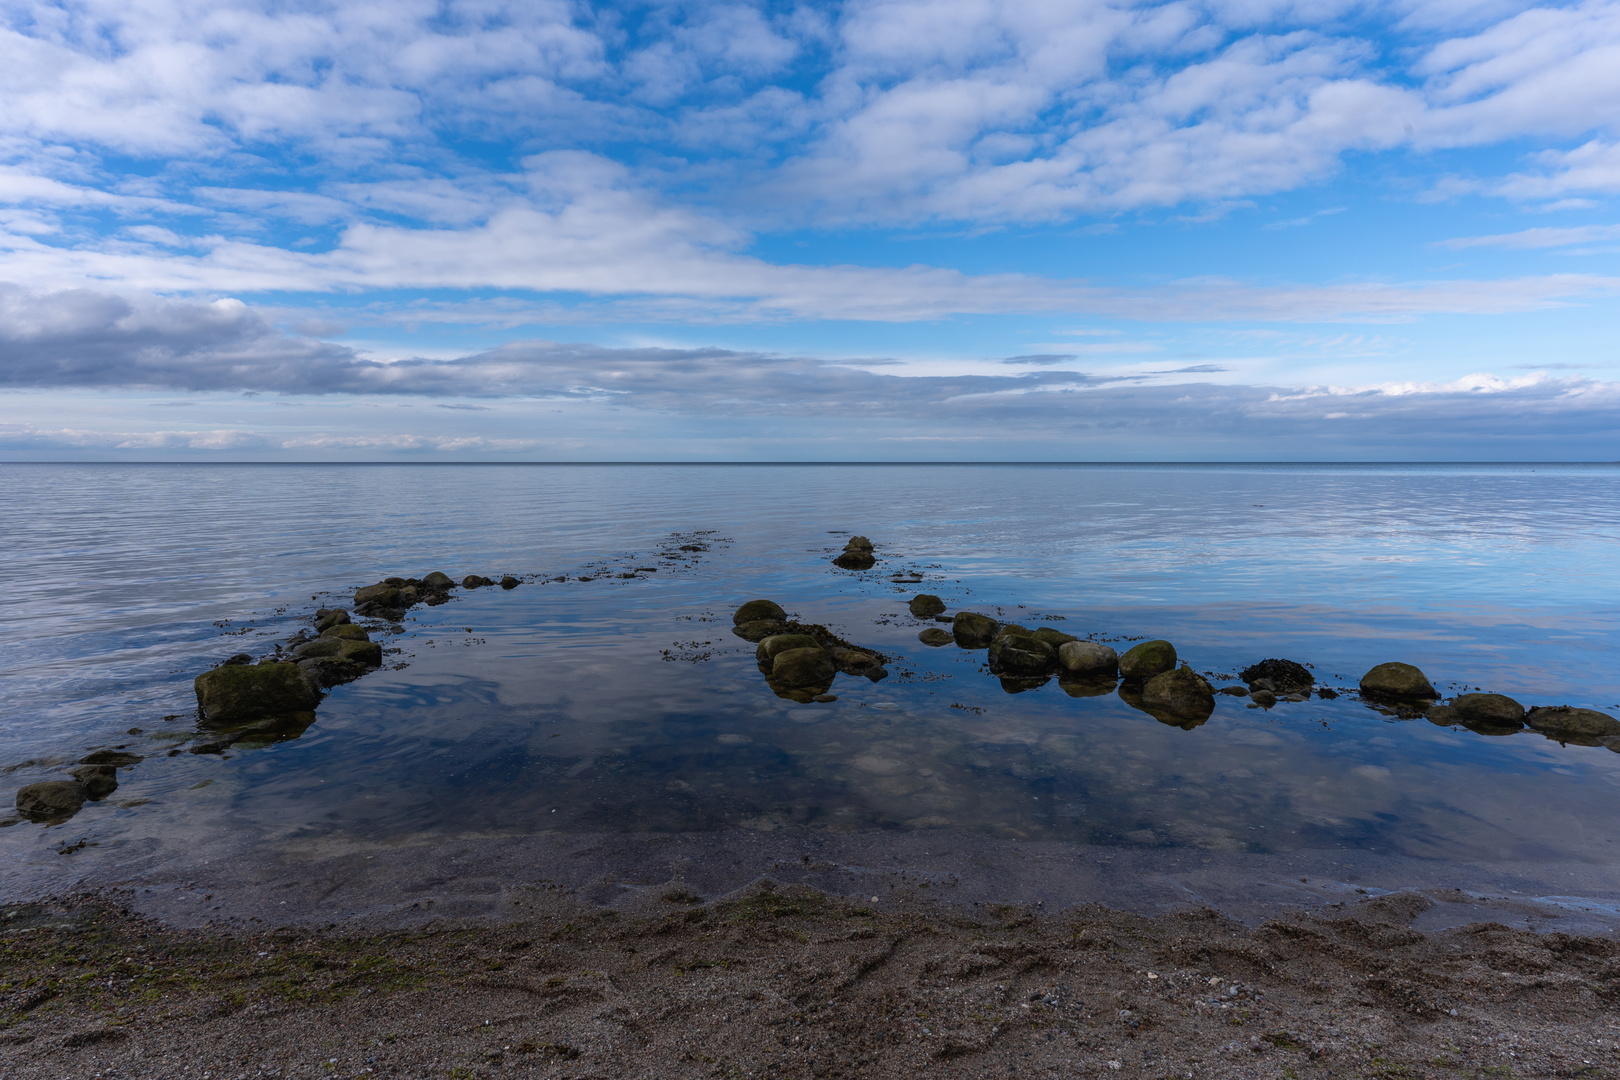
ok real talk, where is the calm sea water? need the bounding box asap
[4,463,1620,915]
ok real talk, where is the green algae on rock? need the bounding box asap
[908,594,947,618]
[733,599,787,624]
[1360,662,1437,701]
[951,611,999,648]
[1118,640,1176,684]
[195,662,320,724]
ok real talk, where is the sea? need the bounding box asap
[4,462,1620,930]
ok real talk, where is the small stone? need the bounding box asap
[1119,640,1176,683]
[16,780,88,821]
[908,594,946,618]
[1217,685,1249,696]
[733,599,787,625]
[918,627,953,647]
[1057,641,1118,677]
[1359,662,1437,701]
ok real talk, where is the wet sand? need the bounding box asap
[6,878,1620,1080]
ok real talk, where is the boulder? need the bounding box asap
[1359,663,1436,701]
[321,623,371,641]
[918,627,953,647]
[1057,641,1118,677]
[1526,706,1620,738]
[844,536,874,552]
[500,576,520,590]
[77,750,142,766]
[16,780,88,821]
[195,662,320,724]
[733,599,787,625]
[421,571,454,590]
[298,657,369,688]
[1033,628,1078,649]
[1119,640,1176,683]
[988,628,1057,676]
[828,646,881,674]
[757,634,821,665]
[833,551,875,570]
[69,765,117,800]
[732,620,788,642]
[1240,658,1313,694]
[1141,666,1216,723]
[354,583,403,608]
[462,575,491,588]
[1453,693,1525,727]
[951,611,1000,648]
[292,637,343,659]
[336,638,382,667]
[772,647,837,689]
[908,594,947,618]
[315,609,351,632]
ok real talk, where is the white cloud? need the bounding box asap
[1438,223,1620,249]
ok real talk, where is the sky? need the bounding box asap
[0,0,1617,460]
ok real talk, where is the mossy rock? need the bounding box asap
[918,627,953,647]
[833,551,875,570]
[844,536,874,552]
[1141,666,1215,721]
[772,647,837,689]
[195,662,320,724]
[421,571,454,590]
[1032,628,1078,648]
[298,657,370,688]
[1119,640,1176,683]
[78,750,141,766]
[757,634,821,665]
[1058,641,1117,677]
[988,629,1057,676]
[69,765,117,801]
[1453,693,1525,727]
[16,780,87,821]
[292,636,343,660]
[337,638,382,667]
[321,623,371,641]
[500,576,520,590]
[1359,662,1436,701]
[733,619,788,642]
[354,583,403,608]
[1526,706,1620,738]
[734,599,787,625]
[908,594,946,618]
[951,611,999,648]
[315,609,351,632]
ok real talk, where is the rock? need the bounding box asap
[1249,689,1277,708]
[757,634,822,665]
[909,594,947,618]
[297,657,369,688]
[772,647,837,689]
[462,575,491,588]
[77,750,142,766]
[336,639,382,667]
[315,609,351,632]
[292,637,344,659]
[813,694,838,703]
[1526,706,1620,738]
[195,662,320,724]
[421,571,454,590]
[1453,693,1525,726]
[321,623,370,641]
[1057,641,1118,677]
[500,576,520,590]
[988,628,1057,676]
[1426,705,1460,727]
[734,599,787,624]
[732,620,788,642]
[16,780,87,821]
[224,653,253,666]
[1317,687,1340,699]
[1240,658,1313,694]
[918,627,953,647]
[1217,685,1250,696]
[1033,628,1078,648]
[1359,663,1436,701]
[69,765,117,800]
[1119,640,1176,683]
[1140,666,1216,723]
[844,536,874,552]
[828,646,881,673]
[951,611,1000,648]
[833,550,875,570]
[354,583,403,608]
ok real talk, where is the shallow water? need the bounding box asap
[4,463,1620,919]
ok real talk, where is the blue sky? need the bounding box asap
[0,0,1617,459]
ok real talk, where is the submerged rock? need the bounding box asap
[833,550,876,570]
[1142,666,1216,723]
[69,765,117,800]
[772,647,837,689]
[1453,693,1526,727]
[194,662,320,724]
[1249,689,1277,708]
[918,627,953,647]
[733,599,787,625]
[988,627,1057,676]
[1217,685,1250,697]
[78,750,142,767]
[1119,640,1176,684]
[421,571,454,590]
[1240,658,1314,694]
[908,594,947,618]
[1359,662,1437,701]
[1526,706,1620,738]
[951,611,1000,648]
[16,780,87,821]
[1057,641,1118,678]
[732,619,788,642]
